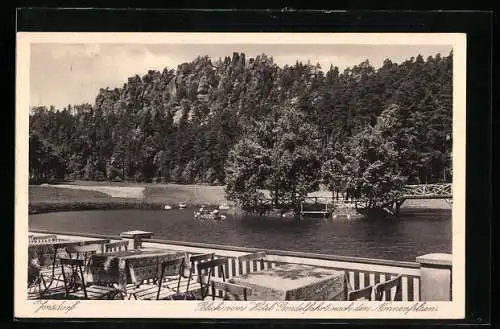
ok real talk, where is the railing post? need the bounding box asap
[120,230,154,249]
[416,253,452,301]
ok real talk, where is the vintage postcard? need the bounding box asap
[15,32,466,319]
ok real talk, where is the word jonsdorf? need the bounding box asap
[33,300,81,313]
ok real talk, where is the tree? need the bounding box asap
[225,138,269,211]
[225,102,321,212]
[29,133,65,183]
[321,145,345,198]
[330,105,409,208]
[29,134,45,182]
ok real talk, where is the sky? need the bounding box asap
[30,43,453,109]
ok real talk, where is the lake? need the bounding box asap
[29,208,452,262]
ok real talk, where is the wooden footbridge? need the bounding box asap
[300,183,452,217]
[382,183,453,216]
[401,183,453,200]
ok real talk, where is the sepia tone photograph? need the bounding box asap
[15,32,466,319]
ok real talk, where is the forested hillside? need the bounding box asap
[29,51,452,209]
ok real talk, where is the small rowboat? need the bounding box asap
[218,203,230,210]
[194,208,226,220]
[194,213,226,221]
[178,203,187,209]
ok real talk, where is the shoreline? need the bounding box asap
[29,202,451,215]
[29,200,228,215]
[28,183,452,215]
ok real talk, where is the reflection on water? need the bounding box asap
[29,208,451,262]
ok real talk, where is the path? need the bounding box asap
[49,184,145,199]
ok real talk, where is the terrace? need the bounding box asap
[27,229,452,302]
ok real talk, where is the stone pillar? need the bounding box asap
[416,253,452,301]
[120,230,154,249]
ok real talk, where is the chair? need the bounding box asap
[196,258,228,300]
[347,285,373,301]
[32,245,69,297]
[172,253,215,296]
[30,235,59,243]
[59,257,121,300]
[211,279,252,301]
[237,251,266,273]
[29,259,69,300]
[104,241,129,253]
[374,275,403,301]
[27,260,44,299]
[36,267,67,299]
[65,244,101,264]
[344,275,374,301]
[126,257,185,300]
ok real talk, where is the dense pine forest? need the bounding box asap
[29,51,453,211]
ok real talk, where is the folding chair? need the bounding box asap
[344,275,374,301]
[173,253,215,297]
[195,258,228,300]
[347,285,373,301]
[31,244,68,298]
[211,280,252,301]
[65,244,102,265]
[374,275,403,301]
[59,257,122,300]
[237,251,266,273]
[27,260,43,299]
[126,257,185,300]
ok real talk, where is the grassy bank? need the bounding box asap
[28,184,230,214]
[29,200,170,214]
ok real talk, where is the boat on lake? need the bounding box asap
[178,202,187,209]
[194,208,226,220]
[218,203,230,210]
[163,204,173,210]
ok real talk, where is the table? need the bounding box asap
[28,238,110,283]
[86,248,187,291]
[228,263,347,301]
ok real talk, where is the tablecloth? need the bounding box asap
[86,248,187,289]
[229,263,347,301]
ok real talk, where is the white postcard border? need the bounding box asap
[15,32,466,319]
